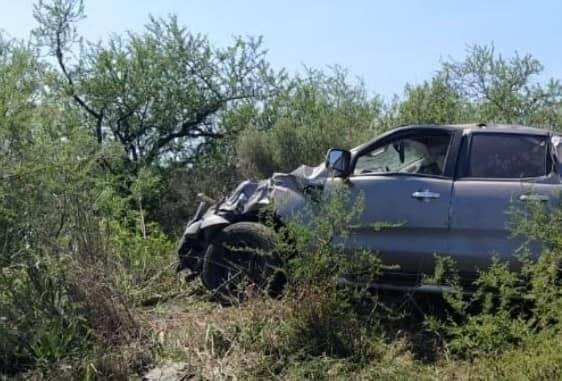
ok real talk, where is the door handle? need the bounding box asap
[411,189,440,201]
[519,194,549,202]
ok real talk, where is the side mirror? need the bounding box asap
[325,148,351,177]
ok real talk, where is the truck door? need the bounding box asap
[448,132,561,280]
[329,128,460,284]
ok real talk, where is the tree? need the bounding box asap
[0,37,44,167]
[0,36,45,267]
[396,76,471,125]
[235,67,383,178]
[33,0,281,168]
[440,44,562,127]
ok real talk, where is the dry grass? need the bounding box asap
[137,290,291,380]
[133,287,486,381]
[65,266,140,344]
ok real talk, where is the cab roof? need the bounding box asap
[414,123,552,136]
[352,123,553,153]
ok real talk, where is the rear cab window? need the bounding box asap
[466,133,549,179]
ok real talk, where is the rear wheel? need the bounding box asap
[201,222,286,303]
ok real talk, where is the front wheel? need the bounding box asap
[201,222,286,303]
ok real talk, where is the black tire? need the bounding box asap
[201,222,286,303]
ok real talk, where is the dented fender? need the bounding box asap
[184,220,202,236]
[201,214,230,230]
[177,164,328,274]
[183,215,230,238]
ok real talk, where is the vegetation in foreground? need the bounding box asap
[4,0,562,379]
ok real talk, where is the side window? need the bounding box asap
[467,134,548,179]
[353,134,451,177]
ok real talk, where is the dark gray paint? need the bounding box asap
[328,175,453,276]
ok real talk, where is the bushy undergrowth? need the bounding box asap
[6,153,562,380]
[0,123,179,378]
[147,193,562,380]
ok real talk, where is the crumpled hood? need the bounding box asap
[178,163,329,274]
[215,164,328,220]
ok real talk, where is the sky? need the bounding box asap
[1,0,562,98]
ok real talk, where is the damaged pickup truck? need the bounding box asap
[177,123,562,298]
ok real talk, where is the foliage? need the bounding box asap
[396,76,473,125]
[0,31,171,379]
[6,0,562,379]
[33,0,282,168]
[415,200,562,371]
[441,44,562,127]
[236,67,384,178]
